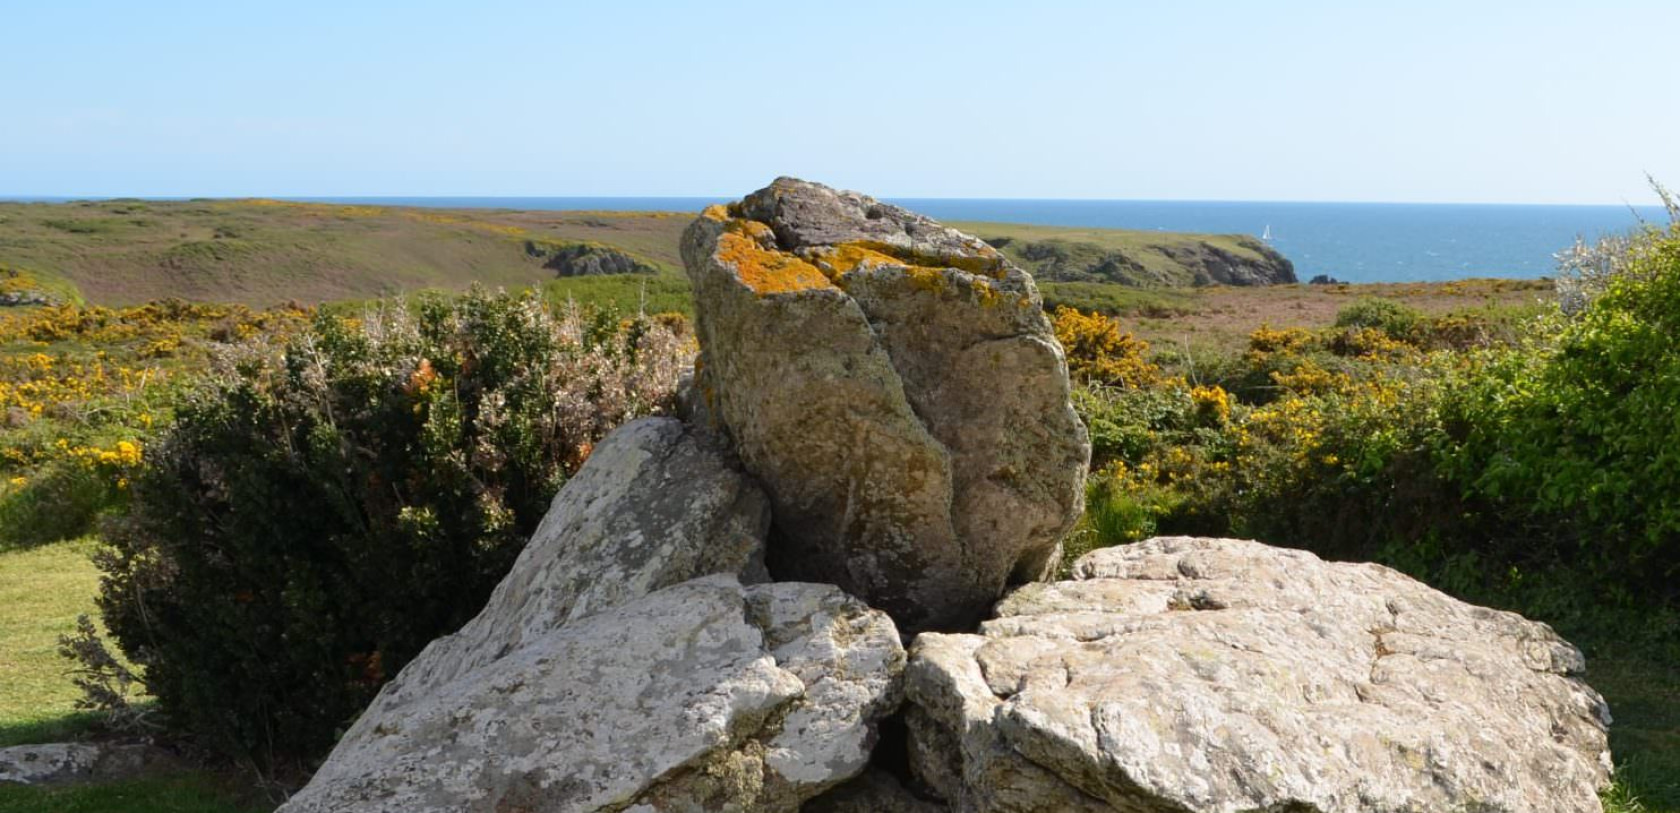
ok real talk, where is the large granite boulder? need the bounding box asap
[279,576,905,813]
[904,537,1614,813]
[279,416,792,811]
[682,177,1090,632]
[369,416,771,704]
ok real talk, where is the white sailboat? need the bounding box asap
[1261,224,1273,242]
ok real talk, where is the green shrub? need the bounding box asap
[1074,384,1192,466]
[0,462,122,549]
[91,288,689,764]
[1445,226,1680,594]
[1333,297,1424,341]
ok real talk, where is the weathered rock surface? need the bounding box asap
[370,416,770,705]
[280,576,905,813]
[682,177,1089,632]
[278,415,786,811]
[0,741,178,786]
[527,239,659,276]
[904,537,1614,813]
[1157,236,1296,286]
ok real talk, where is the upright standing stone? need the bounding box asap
[683,178,1089,631]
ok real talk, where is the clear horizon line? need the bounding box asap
[0,192,1667,210]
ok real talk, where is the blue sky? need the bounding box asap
[3,0,1675,204]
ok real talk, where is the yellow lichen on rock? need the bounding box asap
[807,242,905,275]
[715,220,837,295]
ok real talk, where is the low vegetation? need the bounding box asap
[0,200,1673,811]
[0,301,309,550]
[87,290,689,765]
[0,200,684,306]
[1058,207,1680,811]
[0,200,1307,311]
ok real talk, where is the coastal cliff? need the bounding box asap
[973,223,1296,287]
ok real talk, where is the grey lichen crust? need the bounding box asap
[373,416,772,705]
[682,177,1091,632]
[279,576,905,813]
[277,417,860,813]
[904,537,1614,813]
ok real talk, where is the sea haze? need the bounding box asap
[6,195,1666,284]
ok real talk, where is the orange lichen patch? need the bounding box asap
[805,242,905,275]
[835,239,1007,279]
[715,222,837,295]
[701,204,731,222]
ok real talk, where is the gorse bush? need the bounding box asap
[1052,306,1170,389]
[91,289,689,764]
[1064,200,1680,652]
[0,299,309,549]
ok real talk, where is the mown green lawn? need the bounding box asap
[0,539,107,748]
[0,540,264,812]
[0,538,1674,811]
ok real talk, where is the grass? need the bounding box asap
[0,539,108,747]
[1,538,1672,810]
[1595,653,1680,812]
[0,776,270,813]
[0,199,1327,308]
[1039,280,1202,317]
[0,540,261,812]
[1119,277,1555,353]
[542,272,695,317]
[0,200,699,307]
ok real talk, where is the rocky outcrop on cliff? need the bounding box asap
[1159,236,1296,285]
[903,537,1613,813]
[985,233,1295,287]
[526,239,659,276]
[682,178,1090,633]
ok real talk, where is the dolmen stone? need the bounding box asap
[280,576,904,813]
[280,417,906,811]
[904,537,1614,813]
[682,177,1090,632]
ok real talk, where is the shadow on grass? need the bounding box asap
[0,775,272,813]
[0,710,103,750]
[1594,651,1680,813]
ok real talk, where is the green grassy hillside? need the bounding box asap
[0,200,1295,308]
[0,200,688,306]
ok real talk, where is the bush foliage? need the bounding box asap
[92,289,689,763]
[1062,215,1680,647]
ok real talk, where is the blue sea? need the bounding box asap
[8,195,1668,284]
